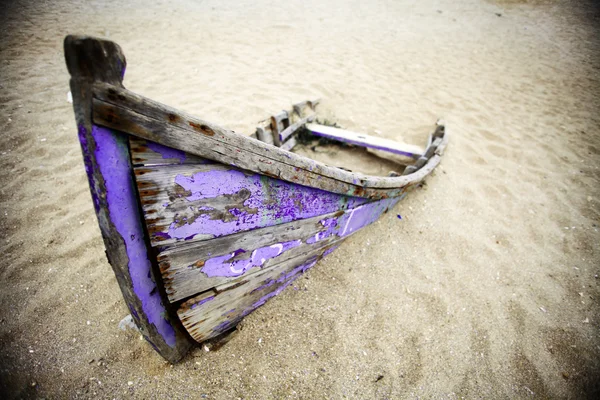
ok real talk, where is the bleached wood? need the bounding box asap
[161,208,351,302]
[278,115,315,144]
[270,110,289,147]
[132,161,367,247]
[306,123,424,159]
[66,35,449,363]
[280,136,297,152]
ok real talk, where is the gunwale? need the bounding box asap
[91,82,448,199]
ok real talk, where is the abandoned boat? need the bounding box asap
[64,35,449,363]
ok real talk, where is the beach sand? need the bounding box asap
[1,0,599,398]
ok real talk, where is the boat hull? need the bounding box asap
[129,135,401,342]
[65,35,446,362]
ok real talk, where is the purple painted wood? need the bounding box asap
[306,123,424,159]
[135,164,372,246]
[199,197,398,279]
[129,137,212,166]
[91,125,178,347]
[177,197,400,342]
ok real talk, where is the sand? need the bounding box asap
[1,0,599,398]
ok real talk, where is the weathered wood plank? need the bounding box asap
[129,137,210,166]
[91,83,448,196]
[306,123,424,159]
[168,229,345,304]
[64,35,193,363]
[178,248,326,342]
[93,97,376,198]
[255,99,317,147]
[133,163,370,246]
[402,136,444,176]
[160,197,398,302]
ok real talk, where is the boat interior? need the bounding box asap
[251,100,443,177]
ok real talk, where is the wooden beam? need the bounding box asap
[305,123,424,159]
[129,137,210,166]
[91,82,449,197]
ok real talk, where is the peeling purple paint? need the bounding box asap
[201,240,302,277]
[154,231,172,240]
[306,198,399,244]
[206,258,319,336]
[162,169,369,241]
[147,141,187,163]
[92,125,176,347]
[190,296,214,309]
[181,188,403,342]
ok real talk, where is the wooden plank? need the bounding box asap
[129,137,210,166]
[91,83,448,196]
[278,115,315,144]
[168,229,345,304]
[178,248,326,342]
[160,196,398,302]
[306,123,424,159]
[92,97,375,198]
[280,136,297,152]
[64,35,193,363]
[256,99,317,147]
[133,163,370,246]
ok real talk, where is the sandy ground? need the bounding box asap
[1,0,599,398]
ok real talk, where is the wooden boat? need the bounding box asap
[64,35,449,363]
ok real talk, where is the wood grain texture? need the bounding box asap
[166,229,346,303]
[64,35,193,363]
[66,35,449,362]
[177,193,398,342]
[159,195,398,302]
[178,248,325,342]
[132,163,369,246]
[306,123,424,159]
